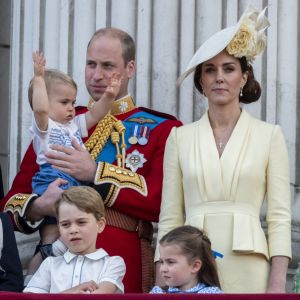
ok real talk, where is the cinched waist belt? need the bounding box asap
[187,201,259,219]
[105,207,153,243]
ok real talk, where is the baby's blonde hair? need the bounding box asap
[28,69,77,109]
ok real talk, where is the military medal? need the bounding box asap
[125,150,147,172]
[128,125,138,145]
[138,126,150,145]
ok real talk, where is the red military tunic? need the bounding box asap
[0,96,182,293]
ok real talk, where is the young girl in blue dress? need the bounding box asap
[150,225,222,294]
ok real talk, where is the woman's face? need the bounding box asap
[199,50,247,107]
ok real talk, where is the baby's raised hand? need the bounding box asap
[32,51,46,77]
[104,73,122,99]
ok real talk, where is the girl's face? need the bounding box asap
[199,50,247,108]
[48,83,77,124]
[159,244,201,290]
[58,202,105,255]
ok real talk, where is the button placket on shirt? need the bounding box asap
[72,256,84,287]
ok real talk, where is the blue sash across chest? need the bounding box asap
[96,111,166,163]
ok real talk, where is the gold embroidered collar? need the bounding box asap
[87,95,136,116]
[111,95,136,115]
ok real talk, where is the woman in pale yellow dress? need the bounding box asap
[155,6,291,293]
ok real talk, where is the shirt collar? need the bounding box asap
[87,94,136,116]
[110,94,136,115]
[168,283,207,293]
[49,118,72,127]
[63,248,108,263]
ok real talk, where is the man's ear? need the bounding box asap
[126,60,135,79]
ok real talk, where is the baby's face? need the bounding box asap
[48,83,77,124]
[58,202,105,255]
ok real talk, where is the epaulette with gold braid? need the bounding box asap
[84,114,118,160]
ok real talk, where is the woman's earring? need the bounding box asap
[240,86,243,97]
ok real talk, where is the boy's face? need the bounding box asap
[58,202,105,255]
[48,83,77,124]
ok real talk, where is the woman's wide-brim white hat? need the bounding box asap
[177,5,269,85]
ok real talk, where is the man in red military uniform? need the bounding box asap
[0,28,182,293]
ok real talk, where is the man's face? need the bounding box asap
[85,35,135,101]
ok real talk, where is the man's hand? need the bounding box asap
[46,138,97,182]
[26,178,67,221]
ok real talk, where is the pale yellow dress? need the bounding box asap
[156,109,291,293]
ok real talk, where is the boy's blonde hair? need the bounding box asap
[55,186,105,221]
[28,69,77,109]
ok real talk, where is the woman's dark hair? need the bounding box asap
[193,55,261,104]
[159,225,221,289]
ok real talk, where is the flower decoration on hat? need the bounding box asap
[177,5,270,85]
[226,7,270,62]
